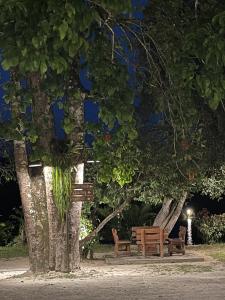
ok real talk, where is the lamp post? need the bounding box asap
[186,208,193,245]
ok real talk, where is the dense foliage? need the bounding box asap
[0,0,140,186]
[0,0,148,222]
[194,213,225,243]
[139,0,225,200]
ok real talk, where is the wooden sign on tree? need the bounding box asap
[72,183,94,202]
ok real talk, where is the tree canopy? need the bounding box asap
[0,0,145,187]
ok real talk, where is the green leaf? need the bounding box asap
[2,57,19,69]
[10,57,19,67]
[209,94,220,110]
[21,48,27,56]
[32,37,39,49]
[68,43,77,58]
[58,21,68,41]
[40,61,47,75]
[2,59,11,70]
[217,40,224,51]
[65,3,76,18]
[222,54,225,65]
[29,134,38,143]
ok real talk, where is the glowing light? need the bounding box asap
[186,208,193,217]
[187,218,193,245]
[186,208,194,245]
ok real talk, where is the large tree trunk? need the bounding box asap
[153,191,188,235]
[69,163,84,271]
[13,68,86,273]
[43,166,57,271]
[44,166,71,273]
[30,73,53,153]
[14,141,49,273]
[30,171,49,272]
[153,198,173,227]
[55,219,70,272]
[67,68,85,271]
[164,192,187,234]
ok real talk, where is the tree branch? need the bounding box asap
[79,198,130,248]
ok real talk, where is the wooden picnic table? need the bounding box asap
[131,226,169,257]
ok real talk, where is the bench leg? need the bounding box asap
[126,244,131,256]
[114,244,119,257]
[142,244,146,256]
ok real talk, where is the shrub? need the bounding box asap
[0,222,14,246]
[194,213,225,244]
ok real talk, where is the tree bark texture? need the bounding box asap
[14,141,49,272]
[67,77,85,271]
[13,70,85,273]
[43,166,58,271]
[69,163,84,271]
[153,192,188,235]
[30,171,49,272]
[165,192,187,234]
[29,73,53,153]
[44,166,71,273]
[14,144,85,273]
[153,198,173,227]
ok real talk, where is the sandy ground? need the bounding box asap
[1,255,225,300]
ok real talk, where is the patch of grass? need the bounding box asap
[189,244,225,251]
[189,243,225,263]
[93,244,114,253]
[141,264,213,275]
[210,252,225,262]
[0,244,28,259]
[175,264,213,273]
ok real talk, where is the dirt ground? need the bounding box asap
[1,254,225,300]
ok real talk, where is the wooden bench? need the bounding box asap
[112,228,131,257]
[168,226,186,255]
[131,226,151,243]
[132,226,166,257]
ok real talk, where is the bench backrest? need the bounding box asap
[178,226,187,241]
[112,228,119,243]
[141,227,163,244]
[131,226,151,243]
[132,226,164,244]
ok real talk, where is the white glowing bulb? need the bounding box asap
[187,208,192,217]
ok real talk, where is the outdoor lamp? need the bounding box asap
[186,207,193,245]
[186,208,193,217]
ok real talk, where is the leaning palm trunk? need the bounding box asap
[153,191,188,234]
